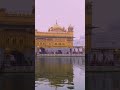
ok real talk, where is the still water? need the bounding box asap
[35,57,85,90]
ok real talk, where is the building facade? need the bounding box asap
[0,8,34,60]
[35,22,74,48]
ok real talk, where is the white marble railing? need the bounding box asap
[37,54,85,57]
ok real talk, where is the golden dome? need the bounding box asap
[52,24,62,29]
[51,21,62,30]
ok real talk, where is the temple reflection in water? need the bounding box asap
[35,57,85,90]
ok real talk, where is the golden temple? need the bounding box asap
[35,22,74,48]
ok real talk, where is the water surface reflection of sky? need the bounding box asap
[35,57,85,90]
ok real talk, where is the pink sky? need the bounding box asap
[35,0,85,39]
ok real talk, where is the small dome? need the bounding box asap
[68,24,73,29]
[68,24,74,32]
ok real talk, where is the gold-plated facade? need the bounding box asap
[35,23,74,48]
